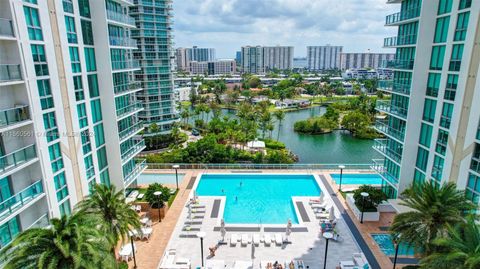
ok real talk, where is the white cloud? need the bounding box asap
[173,0,398,58]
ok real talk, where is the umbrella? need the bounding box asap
[329,207,335,222]
[285,219,292,243]
[187,203,192,221]
[251,241,255,259]
[220,219,226,242]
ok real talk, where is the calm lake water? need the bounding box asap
[189,106,379,164]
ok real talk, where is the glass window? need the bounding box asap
[23,6,43,40]
[0,218,20,248]
[59,199,71,217]
[84,155,95,179]
[37,79,54,110]
[63,0,74,13]
[430,46,446,71]
[422,98,437,123]
[73,76,84,101]
[81,130,92,155]
[445,74,458,101]
[459,0,472,10]
[419,123,433,148]
[436,129,449,156]
[449,44,464,71]
[31,44,49,76]
[81,20,94,45]
[97,146,108,170]
[94,123,105,147]
[64,16,77,44]
[100,169,111,186]
[54,172,69,202]
[426,73,440,97]
[455,12,470,41]
[43,112,59,142]
[23,0,38,3]
[433,16,450,43]
[470,144,480,174]
[78,0,91,18]
[440,102,454,129]
[49,143,64,173]
[90,100,103,123]
[413,169,426,186]
[438,0,453,15]
[77,103,88,128]
[416,147,429,172]
[432,155,445,181]
[87,74,99,98]
[69,47,81,73]
[84,48,97,72]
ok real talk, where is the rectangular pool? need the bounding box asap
[371,233,416,256]
[195,174,321,224]
[137,173,185,185]
[330,173,382,185]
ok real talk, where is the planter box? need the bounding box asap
[149,204,169,220]
[346,194,380,222]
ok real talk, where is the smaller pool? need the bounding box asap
[330,173,382,185]
[137,173,185,185]
[371,234,416,256]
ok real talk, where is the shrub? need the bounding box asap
[353,185,387,212]
[145,183,171,209]
[263,139,286,149]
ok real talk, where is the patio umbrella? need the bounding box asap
[285,219,292,243]
[220,218,226,242]
[329,207,335,222]
[187,203,192,221]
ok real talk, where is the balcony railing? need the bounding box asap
[111,60,140,71]
[0,18,14,38]
[385,7,421,25]
[0,106,30,129]
[384,35,417,47]
[371,159,399,185]
[0,180,44,222]
[0,64,22,82]
[375,120,405,141]
[106,10,136,27]
[377,80,411,95]
[383,59,414,70]
[27,213,50,229]
[121,140,146,161]
[119,121,144,141]
[0,144,37,174]
[376,100,408,119]
[116,102,143,118]
[373,139,403,163]
[145,163,374,170]
[124,159,147,186]
[109,36,137,48]
[114,81,142,95]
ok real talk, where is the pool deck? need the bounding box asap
[126,170,415,269]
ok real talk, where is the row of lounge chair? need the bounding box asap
[180,202,206,238]
[339,252,370,269]
[230,233,285,247]
[260,260,306,269]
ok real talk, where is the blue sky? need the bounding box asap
[173,0,398,59]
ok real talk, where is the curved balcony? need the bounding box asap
[0,180,44,223]
[0,64,22,83]
[385,7,421,26]
[0,106,30,130]
[109,36,138,48]
[0,144,37,176]
[375,119,405,142]
[119,121,144,141]
[383,59,414,70]
[121,140,146,162]
[111,60,140,72]
[106,10,136,27]
[377,80,411,95]
[383,35,417,48]
[371,159,399,186]
[116,102,144,119]
[123,159,147,187]
[376,100,408,119]
[373,139,403,164]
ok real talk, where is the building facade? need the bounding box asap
[373,0,479,205]
[263,46,294,71]
[0,0,147,248]
[241,46,264,74]
[189,60,236,75]
[130,0,177,134]
[175,46,216,71]
[340,53,395,70]
[307,45,343,70]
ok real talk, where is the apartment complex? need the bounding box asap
[241,46,294,74]
[340,53,395,70]
[0,0,147,248]
[307,45,343,70]
[130,0,177,133]
[189,60,236,75]
[175,46,216,71]
[373,0,479,204]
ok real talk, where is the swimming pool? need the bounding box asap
[137,173,185,185]
[371,234,416,256]
[195,174,321,224]
[330,173,382,185]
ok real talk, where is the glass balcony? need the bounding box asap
[106,10,136,27]
[0,64,22,83]
[0,18,14,38]
[27,213,50,229]
[376,100,408,119]
[121,140,146,161]
[0,106,30,129]
[375,119,405,141]
[116,102,143,118]
[377,80,411,95]
[385,7,421,25]
[373,139,403,163]
[123,159,147,185]
[114,82,142,95]
[109,36,137,48]
[371,159,400,185]
[0,144,37,174]
[111,60,140,71]
[0,180,44,222]
[383,35,417,47]
[119,121,144,141]
[383,59,414,70]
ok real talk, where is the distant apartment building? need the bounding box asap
[235,51,242,65]
[241,46,293,74]
[175,46,216,71]
[340,53,395,70]
[343,68,393,80]
[307,45,343,70]
[189,60,236,75]
[175,48,189,71]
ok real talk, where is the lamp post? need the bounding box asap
[393,235,401,269]
[322,232,333,269]
[130,234,137,268]
[173,164,180,190]
[154,191,162,222]
[338,165,345,192]
[360,192,369,224]
[197,231,206,267]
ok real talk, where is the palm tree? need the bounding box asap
[420,216,480,269]
[77,184,141,253]
[390,181,475,255]
[0,213,115,269]
[273,110,285,141]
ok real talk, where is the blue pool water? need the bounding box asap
[371,234,416,256]
[137,173,185,185]
[330,173,382,185]
[195,174,321,224]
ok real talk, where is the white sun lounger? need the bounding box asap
[241,234,250,246]
[274,234,283,245]
[206,260,225,269]
[263,234,272,246]
[230,234,239,246]
[233,260,253,269]
[253,234,260,246]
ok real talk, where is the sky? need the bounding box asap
[173,0,398,59]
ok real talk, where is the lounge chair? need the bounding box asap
[206,260,225,269]
[232,260,252,269]
[241,234,250,246]
[230,234,239,246]
[274,234,283,245]
[253,234,260,246]
[311,201,329,209]
[352,253,369,269]
[263,234,272,246]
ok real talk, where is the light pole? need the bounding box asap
[393,235,401,269]
[197,231,206,267]
[173,164,180,190]
[322,232,333,269]
[130,234,137,268]
[338,165,345,192]
[360,192,369,224]
[154,191,162,222]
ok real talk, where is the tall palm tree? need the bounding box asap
[421,216,480,269]
[77,184,141,253]
[0,213,115,269]
[390,181,475,255]
[273,110,285,141]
